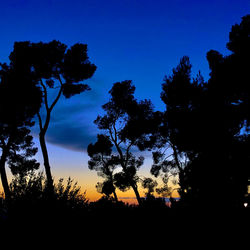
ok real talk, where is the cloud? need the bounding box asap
[45,121,97,152]
[32,117,98,152]
[32,82,106,152]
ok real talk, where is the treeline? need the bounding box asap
[0,15,249,221]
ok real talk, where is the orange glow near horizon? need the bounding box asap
[0,141,180,205]
[1,168,180,205]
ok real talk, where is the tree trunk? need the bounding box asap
[109,127,142,206]
[131,182,142,206]
[113,190,118,202]
[0,150,11,202]
[39,131,54,193]
[37,81,63,196]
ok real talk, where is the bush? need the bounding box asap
[8,171,88,222]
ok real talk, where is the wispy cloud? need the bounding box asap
[45,121,97,152]
[32,79,107,152]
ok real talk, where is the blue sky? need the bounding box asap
[1,0,249,200]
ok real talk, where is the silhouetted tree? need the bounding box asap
[87,134,119,201]
[141,177,158,198]
[151,56,205,204]
[8,41,97,193]
[161,56,205,155]
[151,146,182,198]
[0,63,41,202]
[94,80,161,206]
[203,14,250,206]
[158,15,250,207]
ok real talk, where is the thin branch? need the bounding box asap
[163,153,174,162]
[101,153,107,166]
[110,122,121,145]
[162,144,171,155]
[40,79,49,112]
[49,74,63,112]
[125,141,133,167]
[37,112,43,131]
[109,126,126,169]
[170,143,183,172]
[108,127,115,144]
[112,123,118,143]
[117,138,123,146]
[113,122,124,146]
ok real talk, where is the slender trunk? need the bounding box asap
[109,126,142,206]
[39,131,54,193]
[111,137,142,205]
[110,176,118,202]
[131,182,142,206]
[113,190,118,202]
[0,149,11,202]
[37,79,63,194]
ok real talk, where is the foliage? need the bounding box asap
[91,80,161,205]
[1,15,250,216]
[156,15,250,207]
[88,134,118,200]
[54,177,88,209]
[0,58,41,200]
[9,171,88,215]
[9,171,45,201]
[6,40,97,192]
[141,177,158,197]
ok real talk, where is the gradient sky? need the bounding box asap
[1,0,249,202]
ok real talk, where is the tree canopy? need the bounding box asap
[156,15,250,207]
[0,15,249,217]
[0,60,41,201]
[6,40,97,192]
[92,80,161,205]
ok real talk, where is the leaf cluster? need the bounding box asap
[8,40,96,99]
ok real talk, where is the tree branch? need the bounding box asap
[112,123,118,143]
[163,153,174,162]
[40,79,49,112]
[112,122,123,146]
[125,141,133,167]
[37,112,43,131]
[101,153,107,166]
[49,75,63,112]
[109,126,126,169]
[170,143,183,173]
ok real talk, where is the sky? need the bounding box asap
[0,0,249,202]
